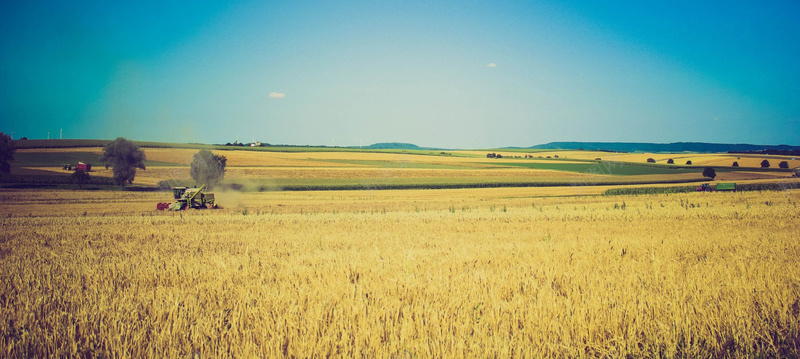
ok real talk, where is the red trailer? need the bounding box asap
[76,162,91,171]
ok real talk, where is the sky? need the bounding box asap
[1,0,799,148]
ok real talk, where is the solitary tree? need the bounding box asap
[647,158,656,163]
[101,137,145,188]
[71,170,90,189]
[732,161,739,167]
[190,149,227,189]
[0,132,13,174]
[761,159,770,168]
[778,161,789,169]
[703,167,716,180]
[686,160,693,165]
[667,159,674,164]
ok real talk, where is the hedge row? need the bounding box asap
[604,182,799,196]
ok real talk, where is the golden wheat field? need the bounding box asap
[2,187,800,357]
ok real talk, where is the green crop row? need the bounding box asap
[604,181,799,196]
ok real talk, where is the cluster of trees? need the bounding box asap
[101,138,227,189]
[99,138,227,189]
[486,153,503,158]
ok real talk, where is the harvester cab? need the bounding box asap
[157,185,217,210]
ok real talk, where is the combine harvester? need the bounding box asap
[157,185,217,210]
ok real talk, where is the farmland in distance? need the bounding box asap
[1,144,800,357]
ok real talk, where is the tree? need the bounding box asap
[703,167,716,180]
[101,137,145,188]
[190,149,227,189]
[778,161,789,169]
[686,160,693,165]
[71,170,90,189]
[761,159,770,168]
[732,162,739,167]
[667,159,674,164]
[647,158,655,163]
[0,132,14,174]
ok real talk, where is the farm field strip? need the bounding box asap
[3,182,799,218]
[17,147,800,170]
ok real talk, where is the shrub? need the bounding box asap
[686,160,693,165]
[667,159,674,164]
[647,158,656,163]
[761,160,770,168]
[702,167,716,180]
[778,161,789,169]
[732,162,739,167]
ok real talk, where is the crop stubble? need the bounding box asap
[1,189,799,357]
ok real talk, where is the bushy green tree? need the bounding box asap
[778,161,789,169]
[190,149,227,189]
[761,159,770,168]
[0,132,14,174]
[101,137,145,188]
[702,167,716,180]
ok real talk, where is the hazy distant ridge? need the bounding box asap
[522,142,800,153]
[364,142,423,150]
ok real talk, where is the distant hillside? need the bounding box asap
[364,142,423,150]
[523,142,800,153]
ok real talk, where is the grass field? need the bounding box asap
[1,188,799,357]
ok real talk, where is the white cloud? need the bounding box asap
[487,63,497,68]
[269,92,286,99]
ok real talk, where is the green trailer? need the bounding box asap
[716,183,736,192]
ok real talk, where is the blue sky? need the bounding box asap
[1,0,798,148]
